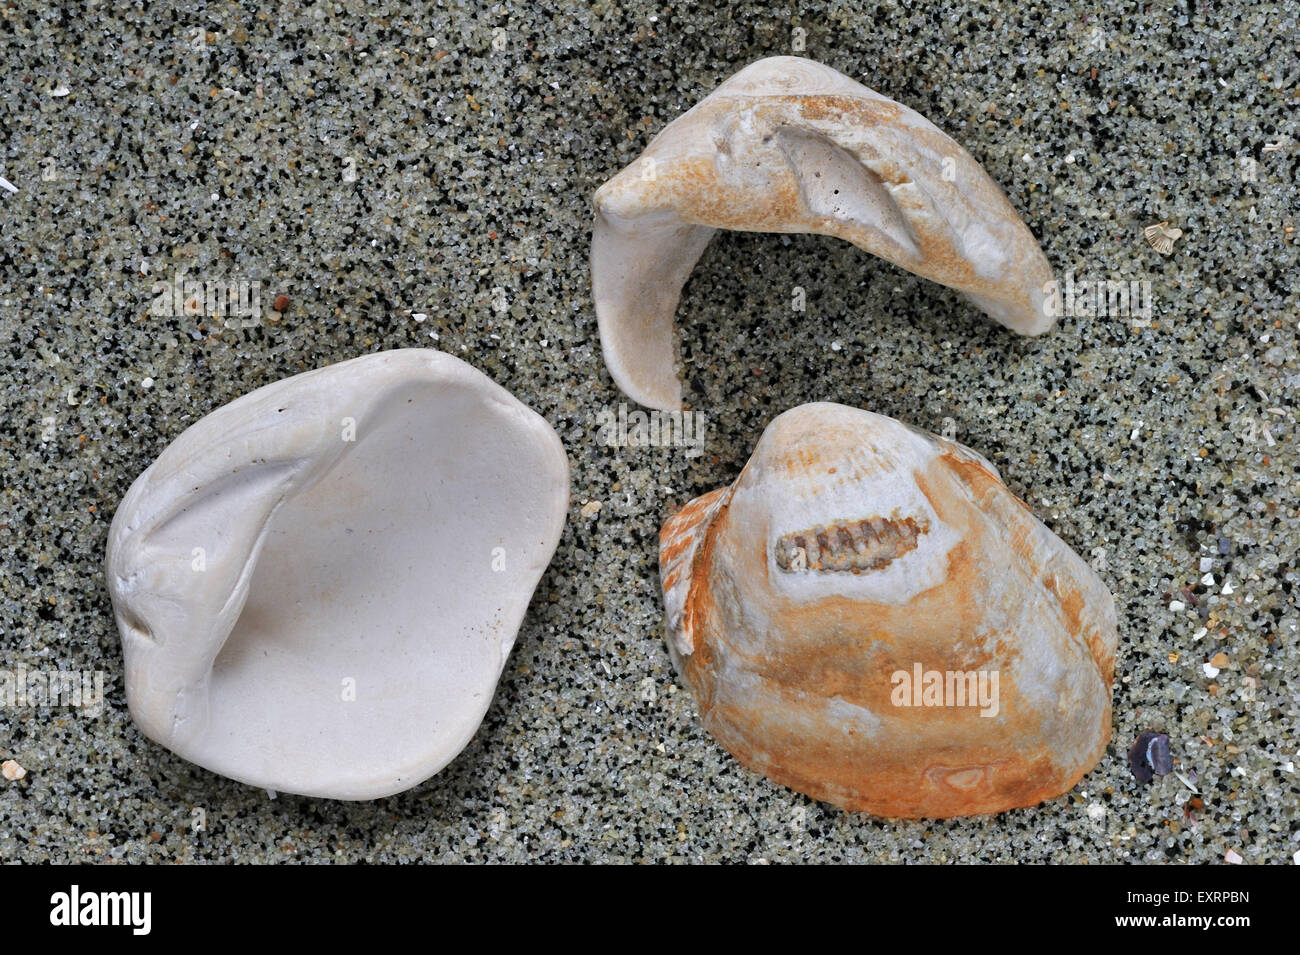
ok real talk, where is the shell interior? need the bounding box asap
[107,350,569,799]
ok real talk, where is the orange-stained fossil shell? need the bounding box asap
[660,403,1117,817]
[593,56,1058,412]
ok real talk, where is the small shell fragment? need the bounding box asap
[1,759,26,781]
[1128,731,1172,783]
[1143,221,1182,255]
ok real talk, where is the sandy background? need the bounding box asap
[1,1,1296,862]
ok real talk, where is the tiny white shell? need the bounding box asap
[1143,221,1182,255]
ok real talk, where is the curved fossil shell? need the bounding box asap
[593,56,1057,411]
[106,349,569,800]
[660,403,1116,817]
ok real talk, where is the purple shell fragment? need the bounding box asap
[1146,733,1173,775]
[1128,730,1173,783]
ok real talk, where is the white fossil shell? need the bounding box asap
[106,349,569,799]
[660,403,1116,817]
[593,56,1057,411]
[1143,221,1182,255]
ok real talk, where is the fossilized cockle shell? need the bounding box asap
[593,56,1057,411]
[106,350,569,799]
[660,403,1116,817]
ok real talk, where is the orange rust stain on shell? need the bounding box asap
[937,449,1013,505]
[783,94,902,127]
[710,699,1076,817]
[791,445,820,475]
[659,533,693,567]
[675,493,730,670]
[1043,572,1085,637]
[1094,632,1116,684]
[659,152,804,230]
[660,488,727,551]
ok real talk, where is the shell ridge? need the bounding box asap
[660,485,734,662]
